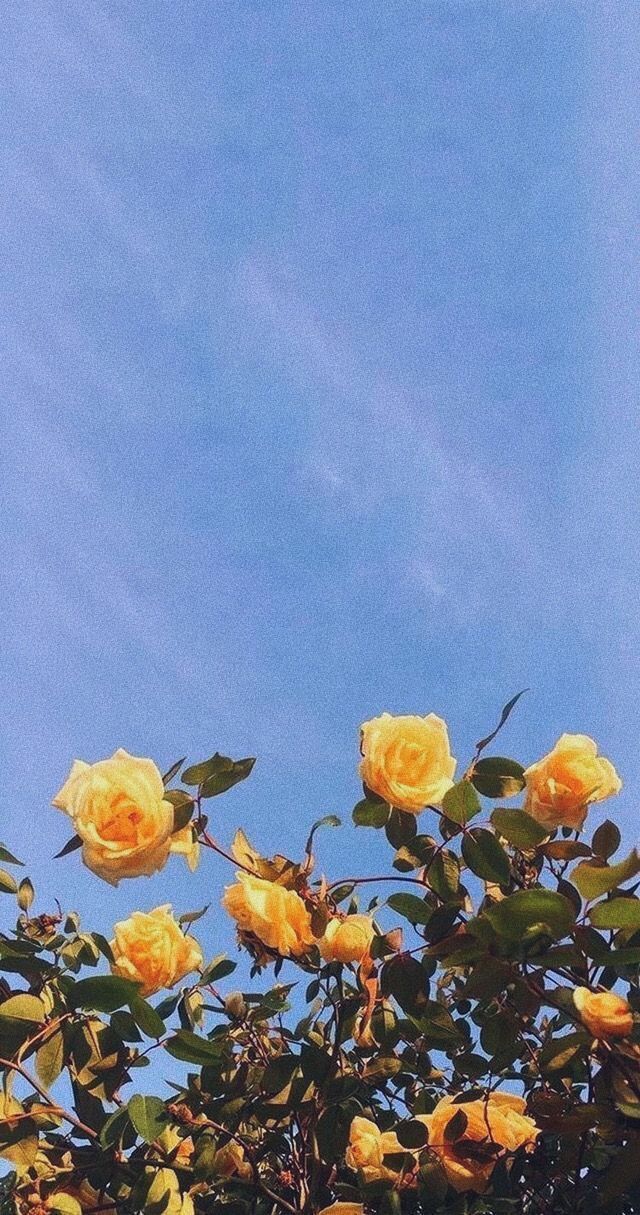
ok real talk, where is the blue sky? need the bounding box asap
[2,1,639,976]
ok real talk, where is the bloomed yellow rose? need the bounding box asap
[53,749,174,885]
[418,1093,539,1193]
[110,905,203,997]
[214,1140,253,1181]
[319,915,375,964]
[360,713,456,813]
[574,987,633,1039]
[345,1116,404,1184]
[222,872,314,957]
[523,734,621,830]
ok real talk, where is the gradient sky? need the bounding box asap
[2,2,639,986]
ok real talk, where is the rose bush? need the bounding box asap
[0,702,639,1215]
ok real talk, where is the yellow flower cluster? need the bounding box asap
[222,872,375,963]
[347,1093,539,1195]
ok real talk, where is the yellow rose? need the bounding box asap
[213,1140,253,1181]
[222,872,314,958]
[53,749,174,885]
[573,987,633,1039]
[419,1093,538,1194]
[319,915,375,964]
[110,905,203,997]
[345,1116,405,1184]
[523,734,621,830]
[318,1206,364,1215]
[359,713,456,813]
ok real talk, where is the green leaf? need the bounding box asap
[0,868,18,894]
[462,829,510,884]
[70,975,141,1012]
[387,892,433,925]
[178,904,209,927]
[386,808,418,848]
[444,1108,468,1141]
[164,1030,226,1065]
[592,819,621,860]
[474,690,528,754]
[17,878,34,911]
[442,781,481,826]
[470,757,526,799]
[54,834,83,859]
[200,954,237,984]
[427,850,460,900]
[571,849,640,901]
[491,808,547,849]
[164,791,195,831]
[397,1120,429,1149]
[35,1029,64,1087]
[352,798,389,828]
[484,889,576,941]
[162,757,186,786]
[590,898,640,930]
[0,843,24,866]
[128,1094,168,1143]
[0,993,44,1021]
[305,814,341,855]
[129,996,165,1039]
[100,1106,133,1149]
[182,753,256,796]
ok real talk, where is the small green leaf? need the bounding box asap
[164,1030,226,1065]
[182,753,256,796]
[427,850,460,900]
[100,1106,133,1149]
[200,954,237,984]
[0,843,24,867]
[442,781,481,826]
[462,829,510,884]
[474,690,528,755]
[484,889,576,941]
[70,975,141,1012]
[397,1119,429,1149]
[178,904,209,927]
[470,757,526,799]
[590,898,640,930]
[571,850,640,901]
[0,993,44,1021]
[592,819,622,860]
[305,815,341,855]
[387,893,433,925]
[491,808,548,849]
[444,1108,468,1141]
[0,869,18,894]
[385,808,417,848]
[162,757,186,786]
[54,835,83,859]
[17,878,35,911]
[35,1029,64,1088]
[128,1094,168,1143]
[129,996,165,1039]
[352,798,389,828]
